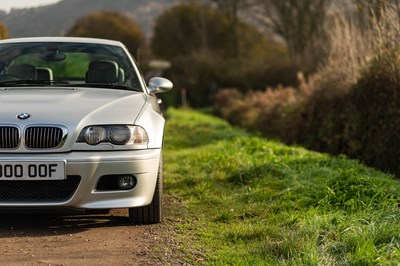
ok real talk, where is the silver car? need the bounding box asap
[0,37,172,224]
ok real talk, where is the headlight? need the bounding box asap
[85,126,106,145]
[109,126,132,145]
[77,125,149,146]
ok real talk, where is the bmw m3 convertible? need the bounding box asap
[0,37,172,224]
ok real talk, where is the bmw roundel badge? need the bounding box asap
[17,113,31,120]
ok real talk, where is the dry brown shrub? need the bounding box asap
[214,88,248,126]
[214,84,302,141]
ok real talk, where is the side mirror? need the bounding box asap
[148,77,173,93]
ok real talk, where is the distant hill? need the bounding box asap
[0,0,178,38]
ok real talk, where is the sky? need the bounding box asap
[0,0,60,12]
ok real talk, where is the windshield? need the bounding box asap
[0,42,142,91]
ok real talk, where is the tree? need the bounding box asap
[0,23,8,39]
[67,11,145,56]
[189,0,254,56]
[152,3,291,107]
[151,3,234,60]
[255,0,329,69]
[213,0,240,56]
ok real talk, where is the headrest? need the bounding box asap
[86,60,119,84]
[37,67,53,80]
[7,64,36,80]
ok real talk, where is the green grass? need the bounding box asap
[163,108,400,265]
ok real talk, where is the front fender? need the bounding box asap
[134,101,165,149]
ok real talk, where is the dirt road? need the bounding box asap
[0,198,186,266]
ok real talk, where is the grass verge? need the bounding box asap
[163,108,400,265]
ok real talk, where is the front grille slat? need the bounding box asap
[0,176,81,201]
[49,128,54,147]
[8,128,12,148]
[25,126,64,149]
[0,126,19,149]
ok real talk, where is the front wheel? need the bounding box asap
[128,160,163,224]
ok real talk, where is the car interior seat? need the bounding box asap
[86,60,119,84]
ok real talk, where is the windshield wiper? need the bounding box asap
[0,80,70,86]
[72,83,140,91]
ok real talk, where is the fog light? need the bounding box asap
[118,175,136,190]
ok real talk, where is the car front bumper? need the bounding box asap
[0,149,161,209]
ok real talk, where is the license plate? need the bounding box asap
[0,161,66,180]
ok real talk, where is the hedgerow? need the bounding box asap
[214,5,400,176]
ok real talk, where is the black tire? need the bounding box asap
[128,159,163,224]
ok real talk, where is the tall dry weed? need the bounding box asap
[317,2,400,89]
[295,3,400,154]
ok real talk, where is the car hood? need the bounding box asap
[0,86,146,132]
